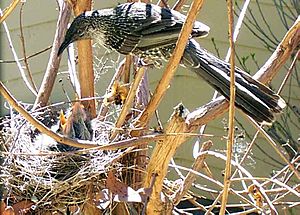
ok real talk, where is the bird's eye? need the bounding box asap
[77,29,84,37]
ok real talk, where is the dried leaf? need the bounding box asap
[94,189,110,210]
[12,200,34,215]
[137,187,152,202]
[68,205,80,214]
[1,201,14,215]
[114,186,143,203]
[3,206,14,215]
[104,81,129,105]
[117,84,129,103]
[1,201,6,214]
[113,202,130,215]
[106,171,143,203]
[2,200,34,215]
[82,201,102,215]
[248,184,264,207]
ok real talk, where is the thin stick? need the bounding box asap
[0,0,20,23]
[173,0,187,11]
[0,132,210,157]
[110,67,146,140]
[67,43,81,95]
[158,0,169,8]
[195,0,250,155]
[0,45,52,63]
[1,9,37,96]
[248,117,300,180]
[19,2,38,93]
[134,0,205,132]
[207,192,224,215]
[173,141,213,205]
[167,165,263,213]
[253,16,300,81]
[205,151,278,214]
[277,49,299,94]
[225,0,251,61]
[230,177,300,199]
[230,130,260,179]
[168,163,225,188]
[123,55,132,83]
[142,173,158,215]
[220,0,236,213]
[97,58,126,121]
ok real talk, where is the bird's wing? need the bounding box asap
[113,3,209,53]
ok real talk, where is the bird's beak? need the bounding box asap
[58,37,72,56]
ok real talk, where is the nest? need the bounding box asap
[0,106,125,213]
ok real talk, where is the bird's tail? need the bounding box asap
[179,39,286,124]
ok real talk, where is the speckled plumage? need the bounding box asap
[58,3,209,64]
[58,2,286,124]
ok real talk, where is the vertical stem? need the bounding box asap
[19,3,38,94]
[134,0,205,131]
[220,0,236,213]
[195,0,250,156]
[33,0,72,108]
[123,55,132,83]
[110,67,146,140]
[71,0,96,118]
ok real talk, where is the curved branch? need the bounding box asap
[0,0,20,24]
[1,81,98,148]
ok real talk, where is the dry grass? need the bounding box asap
[0,107,125,213]
[0,1,299,214]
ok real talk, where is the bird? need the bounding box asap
[39,101,92,152]
[59,101,92,141]
[58,2,286,124]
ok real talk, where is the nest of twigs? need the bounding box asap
[0,106,125,213]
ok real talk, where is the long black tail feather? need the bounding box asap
[180,39,286,124]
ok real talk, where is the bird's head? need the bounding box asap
[58,12,96,56]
